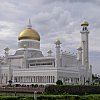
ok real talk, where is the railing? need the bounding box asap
[0,87,45,93]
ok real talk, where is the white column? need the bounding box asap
[77,47,82,84]
[0,64,2,84]
[8,59,12,82]
[23,44,28,68]
[90,65,92,84]
[77,47,82,64]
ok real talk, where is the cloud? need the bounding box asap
[44,0,100,5]
[0,21,17,37]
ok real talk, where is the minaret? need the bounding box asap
[4,47,10,64]
[80,21,89,66]
[55,39,61,67]
[47,49,53,57]
[80,21,89,82]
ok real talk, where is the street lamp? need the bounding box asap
[34,91,37,100]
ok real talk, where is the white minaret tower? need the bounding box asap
[80,21,89,82]
[4,47,10,64]
[47,49,53,57]
[55,39,61,67]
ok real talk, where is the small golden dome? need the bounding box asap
[81,21,89,26]
[18,27,40,41]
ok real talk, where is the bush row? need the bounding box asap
[45,85,100,95]
[0,95,100,100]
[0,96,20,100]
[38,95,80,100]
[0,96,33,100]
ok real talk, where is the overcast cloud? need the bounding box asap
[0,0,100,75]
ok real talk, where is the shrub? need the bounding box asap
[37,95,80,100]
[45,85,100,95]
[0,96,18,100]
[56,80,63,85]
[19,97,33,100]
[0,96,33,100]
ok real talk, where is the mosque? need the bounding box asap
[0,20,92,85]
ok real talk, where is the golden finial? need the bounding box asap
[27,18,32,28]
[81,21,89,26]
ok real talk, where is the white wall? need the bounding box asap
[61,54,78,67]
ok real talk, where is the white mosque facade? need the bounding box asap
[0,21,92,85]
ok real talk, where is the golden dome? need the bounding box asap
[18,27,40,41]
[81,21,89,26]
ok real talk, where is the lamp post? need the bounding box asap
[34,91,37,100]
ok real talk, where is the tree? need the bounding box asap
[56,80,63,85]
[8,80,12,87]
[92,74,100,85]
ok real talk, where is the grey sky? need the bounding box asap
[0,0,100,75]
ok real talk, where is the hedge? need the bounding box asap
[37,95,80,100]
[0,95,100,100]
[0,96,18,100]
[0,96,32,100]
[45,85,100,95]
